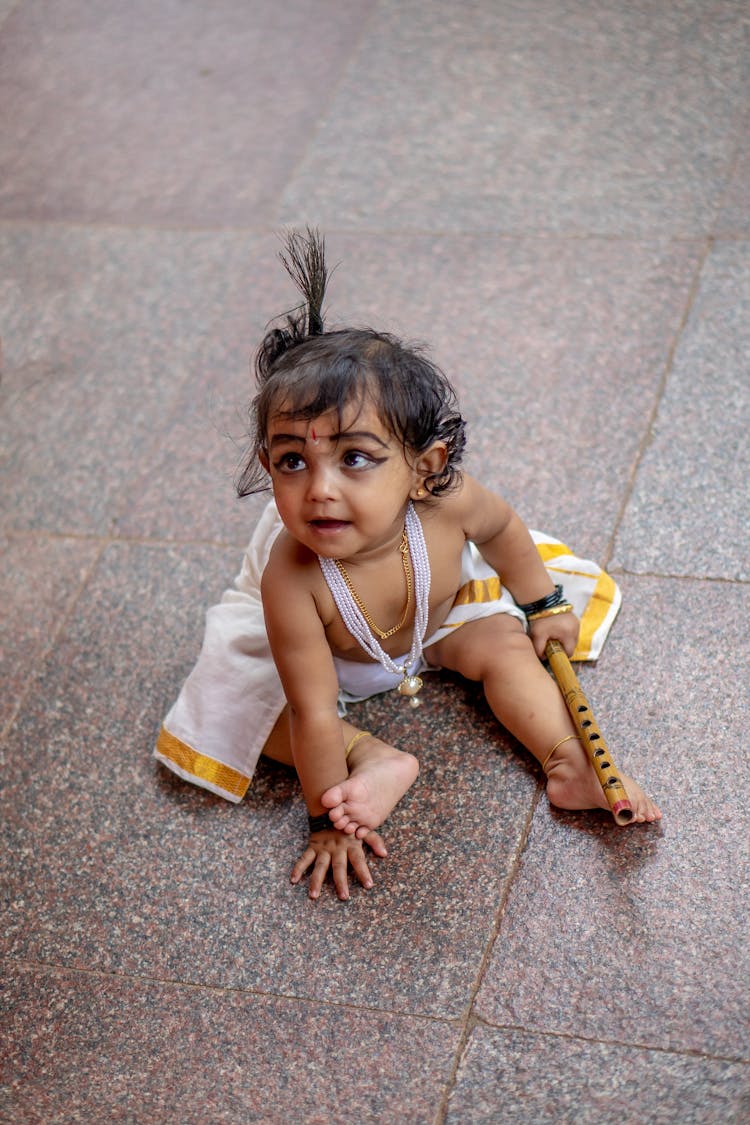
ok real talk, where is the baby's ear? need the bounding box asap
[411,442,448,497]
[258,449,270,472]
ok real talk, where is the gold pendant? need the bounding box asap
[397,674,423,707]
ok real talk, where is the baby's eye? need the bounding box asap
[274,452,306,472]
[342,450,375,469]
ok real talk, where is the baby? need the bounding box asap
[156,229,661,900]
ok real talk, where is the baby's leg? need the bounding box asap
[263,709,419,835]
[426,616,661,824]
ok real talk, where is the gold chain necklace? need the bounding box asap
[334,529,412,640]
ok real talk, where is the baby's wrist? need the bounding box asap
[308,811,336,833]
[518,584,572,620]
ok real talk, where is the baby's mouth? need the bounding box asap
[309,518,350,530]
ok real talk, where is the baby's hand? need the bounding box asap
[291,827,388,901]
[528,611,581,660]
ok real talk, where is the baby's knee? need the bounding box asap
[443,614,531,680]
[483,624,536,672]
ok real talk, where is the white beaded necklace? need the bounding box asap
[318,502,431,705]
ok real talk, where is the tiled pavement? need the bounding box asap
[1,2,748,1122]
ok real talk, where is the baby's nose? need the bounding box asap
[306,463,339,501]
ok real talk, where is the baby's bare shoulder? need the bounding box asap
[428,474,511,537]
[262,530,336,623]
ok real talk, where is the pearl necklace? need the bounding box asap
[318,503,431,705]
[334,528,412,640]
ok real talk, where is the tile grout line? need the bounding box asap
[469,1016,749,1068]
[268,1,380,230]
[4,953,746,1068]
[3,953,463,1027]
[1,217,741,242]
[614,566,750,587]
[602,236,713,572]
[433,790,545,1124]
[602,103,745,572]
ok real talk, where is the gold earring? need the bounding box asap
[416,487,425,497]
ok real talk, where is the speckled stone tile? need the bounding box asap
[280,0,748,235]
[113,375,271,547]
[0,539,539,1018]
[0,227,275,538]
[0,962,460,1124]
[614,241,750,580]
[0,1,17,28]
[474,574,750,1060]
[716,125,750,234]
[0,0,371,226]
[0,534,99,731]
[446,1026,750,1124]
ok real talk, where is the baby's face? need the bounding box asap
[262,398,422,561]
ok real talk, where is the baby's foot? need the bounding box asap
[544,737,661,824]
[321,735,419,838]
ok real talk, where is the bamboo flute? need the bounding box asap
[545,639,634,825]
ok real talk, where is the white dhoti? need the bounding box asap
[155,501,621,802]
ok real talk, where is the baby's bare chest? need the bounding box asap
[320,527,466,662]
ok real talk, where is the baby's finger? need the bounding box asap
[290,846,316,885]
[348,846,374,891]
[363,830,388,858]
[307,851,331,900]
[331,852,351,901]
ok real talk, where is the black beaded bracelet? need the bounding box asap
[517,583,565,617]
[308,812,336,833]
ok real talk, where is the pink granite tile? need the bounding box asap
[0,534,99,729]
[281,0,748,235]
[1,963,460,1123]
[1,539,539,1018]
[0,0,371,225]
[716,123,750,233]
[474,574,750,1060]
[447,1026,750,1124]
[614,242,750,580]
[0,227,274,537]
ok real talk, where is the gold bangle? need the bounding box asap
[541,734,581,772]
[344,730,371,758]
[527,603,573,621]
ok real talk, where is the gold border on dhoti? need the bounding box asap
[155,727,251,800]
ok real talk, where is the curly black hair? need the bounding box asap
[236,229,466,497]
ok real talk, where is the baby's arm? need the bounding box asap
[261,536,381,898]
[261,537,347,809]
[454,475,580,657]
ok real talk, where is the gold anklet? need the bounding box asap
[541,734,581,772]
[344,730,371,758]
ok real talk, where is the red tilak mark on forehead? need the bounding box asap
[311,427,318,441]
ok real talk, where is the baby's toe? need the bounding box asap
[321,785,345,809]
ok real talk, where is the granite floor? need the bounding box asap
[1,2,749,1122]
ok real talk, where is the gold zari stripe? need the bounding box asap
[156,727,250,799]
[572,569,617,661]
[452,576,503,606]
[534,542,572,563]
